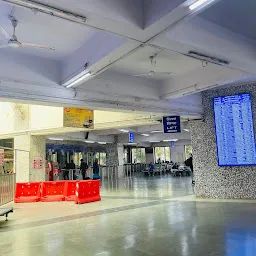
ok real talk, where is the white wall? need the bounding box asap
[0,103,15,134]
[30,105,63,130]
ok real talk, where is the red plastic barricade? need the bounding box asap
[75,180,101,204]
[41,181,66,202]
[64,181,78,201]
[14,182,41,203]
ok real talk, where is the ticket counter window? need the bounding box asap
[73,152,83,167]
[95,152,107,166]
[0,139,14,175]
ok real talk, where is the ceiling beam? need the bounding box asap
[0,78,203,117]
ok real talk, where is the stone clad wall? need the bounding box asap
[191,84,256,199]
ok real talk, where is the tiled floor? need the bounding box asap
[1,175,256,255]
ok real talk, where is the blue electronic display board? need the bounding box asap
[213,93,256,166]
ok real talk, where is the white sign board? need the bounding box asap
[33,156,43,169]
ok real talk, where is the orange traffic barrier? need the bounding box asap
[64,181,78,201]
[75,180,101,204]
[41,181,66,202]
[14,182,41,203]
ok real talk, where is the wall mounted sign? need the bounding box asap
[129,132,134,143]
[0,149,4,166]
[163,116,181,133]
[33,156,43,169]
[63,108,94,129]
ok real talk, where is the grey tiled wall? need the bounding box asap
[191,84,256,199]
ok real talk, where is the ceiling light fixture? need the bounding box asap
[2,0,87,25]
[150,130,162,134]
[48,138,64,141]
[183,129,190,132]
[141,134,150,137]
[189,0,216,10]
[188,51,229,66]
[98,142,107,145]
[64,71,91,88]
[163,139,179,142]
[85,141,94,144]
[119,129,129,133]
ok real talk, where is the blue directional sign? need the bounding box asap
[129,132,135,143]
[163,116,181,134]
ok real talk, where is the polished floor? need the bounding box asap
[1,175,256,256]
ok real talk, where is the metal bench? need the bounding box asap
[0,207,13,221]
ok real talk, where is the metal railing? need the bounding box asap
[99,164,147,180]
[100,166,118,181]
[123,163,147,176]
[0,174,16,206]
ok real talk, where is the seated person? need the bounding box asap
[172,163,182,176]
[172,163,179,169]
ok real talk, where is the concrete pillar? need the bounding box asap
[14,135,46,182]
[106,143,125,178]
[190,84,256,199]
[117,143,125,178]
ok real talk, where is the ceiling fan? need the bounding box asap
[0,16,55,50]
[133,55,172,77]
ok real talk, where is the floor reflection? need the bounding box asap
[101,173,194,199]
[226,232,256,256]
[2,175,256,256]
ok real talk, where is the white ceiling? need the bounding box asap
[110,45,205,79]
[0,2,95,59]
[0,0,254,118]
[200,0,256,41]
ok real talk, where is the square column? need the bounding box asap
[106,143,125,178]
[14,135,46,182]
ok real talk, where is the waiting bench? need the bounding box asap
[0,207,13,221]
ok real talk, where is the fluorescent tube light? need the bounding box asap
[189,0,216,10]
[85,141,94,144]
[150,130,162,134]
[64,71,91,88]
[183,129,190,132]
[2,0,87,24]
[48,138,64,141]
[163,139,179,142]
[141,134,150,137]
[119,129,129,133]
[98,142,107,145]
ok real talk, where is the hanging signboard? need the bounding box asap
[63,108,94,129]
[163,116,181,133]
[33,156,43,169]
[0,149,4,166]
